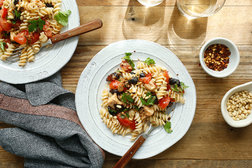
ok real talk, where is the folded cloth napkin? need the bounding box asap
[0,73,104,168]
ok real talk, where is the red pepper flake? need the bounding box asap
[204,44,231,71]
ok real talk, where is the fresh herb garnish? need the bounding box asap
[0,42,6,51]
[141,96,156,106]
[123,52,135,70]
[123,108,129,112]
[146,95,156,105]
[14,9,21,20]
[121,93,134,104]
[144,57,155,65]
[164,121,173,133]
[171,82,189,94]
[133,105,140,111]
[125,113,130,118]
[54,10,71,26]
[108,107,117,114]
[141,97,147,105]
[120,114,125,119]
[171,84,180,92]
[180,82,189,91]
[146,92,152,97]
[28,18,45,32]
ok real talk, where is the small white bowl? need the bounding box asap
[199,37,240,78]
[221,81,252,128]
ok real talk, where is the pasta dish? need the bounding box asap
[100,53,188,141]
[0,0,71,66]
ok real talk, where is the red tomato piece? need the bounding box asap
[163,70,170,82]
[30,32,40,44]
[0,25,3,33]
[0,18,11,31]
[43,21,53,38]
[109,80,122,90]
[117,113,136,130]
[140,73,152,84]
[158,96,171,110]
[44,29,52,38]
[167,84,171,91]
[3,38,10,44]
[120,60,132,72]
[14,30,29,45]
[1,8,8,19]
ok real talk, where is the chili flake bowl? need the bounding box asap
[199,37,240,78]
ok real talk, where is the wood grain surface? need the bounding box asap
[0,0,252,167]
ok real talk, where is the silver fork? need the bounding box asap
[7,19,103,62]
[113,121,155,168]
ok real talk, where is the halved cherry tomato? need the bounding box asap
[3,38,10,44]
[167,84,171,91]
[13,20,21,27]
[0,18,11,31]
[43,21,53,38]
[0,0,4,7]
[158,96,171,110]
[1,8,8,19]
[14,30,29,45]
[140,73,152,84]
[117,113,135,130]
[163,70,170,82]
[120,60,132,72]
[109,80,121,90]
[30,32,40,44]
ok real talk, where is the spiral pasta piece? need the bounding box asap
[19,47,28,67]
[1,43,15,61]
[27,46,35,62]
[101,89,109,108]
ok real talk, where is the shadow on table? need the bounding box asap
[122,0,166,42]
[166,3,208,56]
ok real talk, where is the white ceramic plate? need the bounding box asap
[75,40,196,159]
[0,0,80,84]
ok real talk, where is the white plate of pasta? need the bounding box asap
[0,0,79,84]
[75,40,196,159]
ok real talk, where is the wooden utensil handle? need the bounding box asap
[113,136,146,168]
[51,19,103,44]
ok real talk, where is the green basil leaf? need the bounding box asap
[164,121,173,133]
[125,52,132,57]
[120,114,125,119]
[54,10,71,26]
[121,93,134,104]
[123,53,135,70]
[28,18,45,32]
[146,92,152,97]
[14,10,21,20]
[144,57,155,65]
[0,42,6,51]
[146,96,156,105]
[133,105,140,111]
[108,108,117,114]
[180,82,189,91]
[140,97,147,106]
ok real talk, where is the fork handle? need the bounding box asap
[50,19,103,44]
[113,135,146,168]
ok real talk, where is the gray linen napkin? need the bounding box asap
[0,73,104,168]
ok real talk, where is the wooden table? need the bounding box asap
[1,0,252,167]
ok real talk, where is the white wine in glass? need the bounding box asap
[137,0,164,7]
[177,0,226,19]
